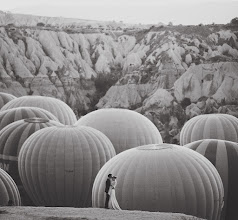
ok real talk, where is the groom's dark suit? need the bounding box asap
[105,178,111,208]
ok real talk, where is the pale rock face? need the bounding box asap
[185,54,192,64]
[29,75,59,97]
[184,45,200,54]
[58,32,74,51]
[146,43,170,63]
[115,53,124,66]
[12,58,34,79]
[117,35,136,57]
[218,30,237,41]
[95,54,111,74]
[79,59,97,79]
[209,33,219,43]
[167,48,184,70]
[123,53,142,72]
[229,48,238,58]
[131,44,150,59]
[193,39,200,47]
[38,31,65,64]
[71,34,92,66]
[174,62,238,104]
[96,84,155,109]
[0,81,27,97]
[0,62,10,80]
[143,88,174,109]
[93,42,116,74]
[217,43,238,58]
[209,30,238,49]
[185,103,202,118]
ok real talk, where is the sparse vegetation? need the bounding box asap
[168,22,173,26]
[181,98,191,109]
[94,73,119,97]
[36,22,45,27]
[230,17,238,25]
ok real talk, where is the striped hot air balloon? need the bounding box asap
[18,125,116,207]
[0,118,61,185]
[0,106,59,130]
[0,92,16,109]
[1,96,77,125]
[76,108,163,154]
[92,143,224,220]
[185,139,238,220]
[180,114,238,145]
[0,168,21,206]
[0,118,61,205]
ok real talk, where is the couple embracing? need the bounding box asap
[104,174,121,210]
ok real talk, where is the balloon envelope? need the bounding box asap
[0,118,61,185]
[180,114,238,145]
[0,106,59,130]
[185,139,238,220]
[76,108,163,154]
[18,125,116,207]
[0,168,21,206]
[92,143,224,220]
[1,96,77,125]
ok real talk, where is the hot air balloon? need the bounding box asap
[180,114,238,145]
[185,139,238,220]
[0,106,59,130]
[0,92,16,109]
[92,143,224,220]
[0,168,21,206]
[1,96,77,125]
[18,125,116,207]
[76,108,163,154]
[0,118,61,185]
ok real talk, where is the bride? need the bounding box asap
[108,176,121,210]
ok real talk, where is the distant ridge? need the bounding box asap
[0,10,151,29]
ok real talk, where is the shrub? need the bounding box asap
[37,22,45,27]
[180,98,191,109]
[230,17,238,25]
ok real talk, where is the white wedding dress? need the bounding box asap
[108,179,121,210]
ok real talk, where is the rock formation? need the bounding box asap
[0,13,238,142]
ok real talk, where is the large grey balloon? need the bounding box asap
[180,114,238,145]
[0,168,21,206]
[185,139,238,220]
[18,125,116,207]
[0,106,59,130]
[92,143,224,220]
[76,108,163,154]
[1,96,77,125]
[0,118,61,185]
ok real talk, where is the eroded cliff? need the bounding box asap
[0,20,238,142]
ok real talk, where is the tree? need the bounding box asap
[37,22,45,27]
[168,21,173,26]
[230,17,238,25]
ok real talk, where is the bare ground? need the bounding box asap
[0,207,206,220]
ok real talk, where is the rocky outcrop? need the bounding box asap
[0,17,238,143]
[97,83,155,109]
[174,62,238,104]
[135,88,185,144]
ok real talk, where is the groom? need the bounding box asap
[104,173,112,209]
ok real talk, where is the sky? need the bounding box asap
[1,0,238,25]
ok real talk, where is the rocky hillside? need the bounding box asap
[0,14,238,143]
[0,11,150,31]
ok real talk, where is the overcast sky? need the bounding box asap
[1,0,238,25]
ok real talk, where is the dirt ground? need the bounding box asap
[0,207,206,220]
